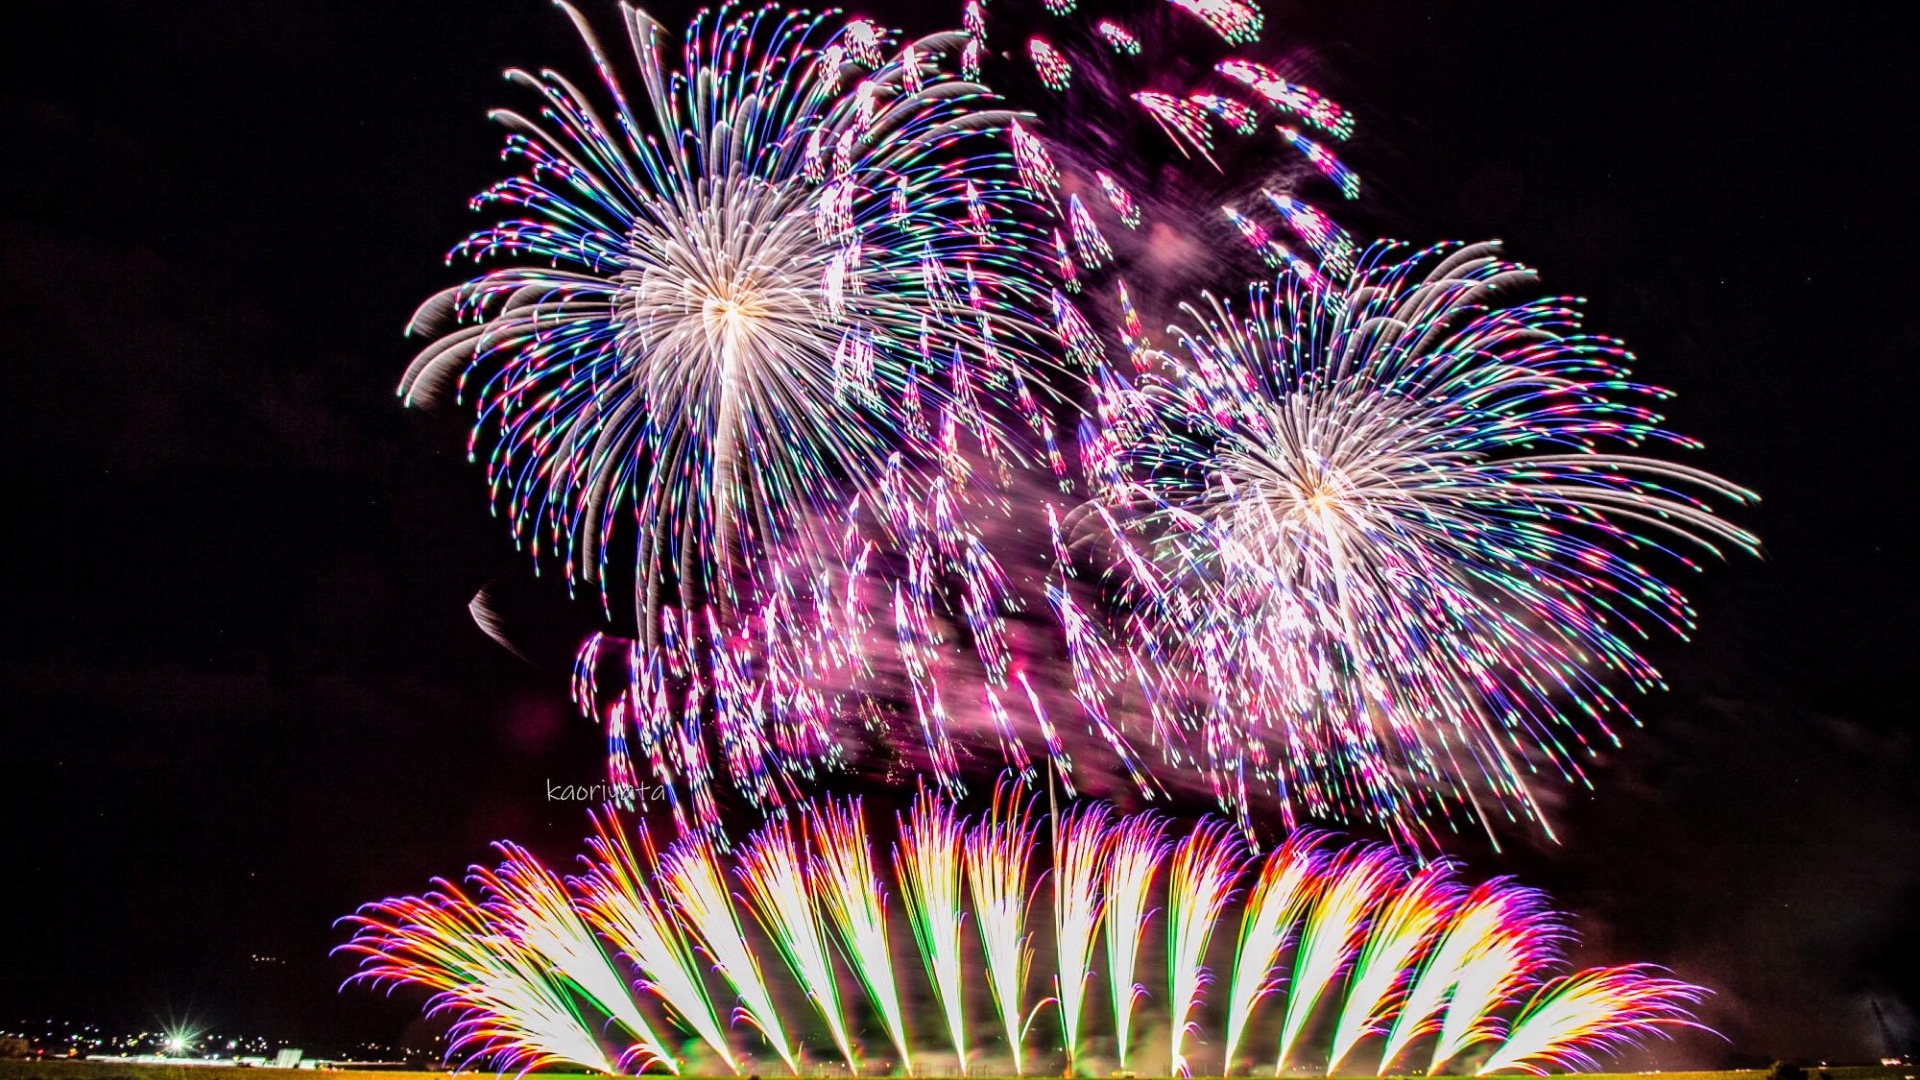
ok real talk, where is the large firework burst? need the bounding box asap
[1088,241,1759,844]
[400,2,1057,632]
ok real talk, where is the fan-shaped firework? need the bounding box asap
[1088,241,1758,845]
[401,2,1057,634]
[341,792,1709,1076]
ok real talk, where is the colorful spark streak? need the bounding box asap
[1165,820,1244,1077]
[966,783,1040,1075]
[576,817,737,1070]
[1051,801,1114,1066]
[1105,241,1759,846]
[1103,813,1169,1070]
[1477,966,1712,1075]
[896,788,970,1070]
[1220,835,1320,1074]
[811,797,913,1071]
[737,820,856,1069]
[342,794,1711,1076]
[658,837,797,1070]
[401,4,1056,633]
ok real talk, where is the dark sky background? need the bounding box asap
[3,0,1916,1066]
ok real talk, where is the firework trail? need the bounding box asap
[1275,846,1398,1072]
[896,787,970,1070]
[1103,812,1169,1070]
[811,797,914,1072]
[1378,881,1552,1075]
[1050,801,1115,1066]
[1165,819,1244,1077]
[1324,862,1460,1074]
[1477,966,1712,1075]
[576,817,739,1071]
[965,0,1363,318]
[965,783,1041,1074]
[401,2,1057,636]
[1428,898,1562,1075]
[340,883,621,1075]
[1103,241,1760,845]
[737,819,858,1070]
[1219,835,1320,1074]
[565,452,1157,832]
[564,239,1757,844]
[472,844,679,1072]
[345,796,1711,1075]
[658,836,798,1071]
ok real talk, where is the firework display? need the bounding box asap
[737,820,856,1069]
[1048,801,1113,1067]
[409,0,1756,848]
[964,782,1040,1075]
[1220,834,1319,1074]
[811,796,915,1070]
[1086,242,1759,844]
[1164,820,1244,1077]
[896,787,971,1068]
[400,2,1057,635]
[1102,810,1168,1069]
[374,0,1756,1070]
[341,793,1708,1076]
[559,242,1756,844]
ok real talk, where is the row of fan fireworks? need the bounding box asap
[341,787,1704,1077]
[418,0,1760,845]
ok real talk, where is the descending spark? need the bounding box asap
[736,820,857,1070]
[658,837,798,1071]
[1096,20,1141,54]
[1104,813,1169,1070]
[1051,802,1115,1067]
[1223,205,1316,280]
[1166,820,1245,1077]
[897,788,970,1070]
[1011,120,1062,202]
[1220,836,1321,1074]
[1095,171,1141,229]
[1278,126,1361,198]
[1134,91,1218,165]
[1030,37,1074,91]
[1168,0,1264,43]
[1068,194,1114,267]
[1477,967,1712,1075]
[812,797,914,1072]
[1216,60,1354,138]
[1262,190,1354,273]
[576,818,737,1070]
[966,782,1040,1075]
[1194,93,1260,135]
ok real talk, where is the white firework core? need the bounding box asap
[402,6,1055,630]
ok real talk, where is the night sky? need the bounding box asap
[4,0,1916,1065]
